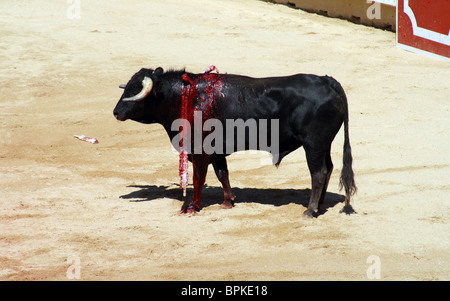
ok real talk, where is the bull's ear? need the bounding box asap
[154,67,164,76]
[151,67,164,93]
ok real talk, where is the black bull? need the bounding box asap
[113,67,357,217]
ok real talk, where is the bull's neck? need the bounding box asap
[154,75,186,139]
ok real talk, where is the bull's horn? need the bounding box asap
[122,77,153,102]
[119,84,126,89]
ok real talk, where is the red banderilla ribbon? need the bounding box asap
[202,65,219,74]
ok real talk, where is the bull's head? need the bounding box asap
[113,67,164,124]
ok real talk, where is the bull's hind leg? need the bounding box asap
[303,146,332,218]
[320,147,333,205]
[212,156,236,209]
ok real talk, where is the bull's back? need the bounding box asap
[216,74,342,121]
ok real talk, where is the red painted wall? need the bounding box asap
[397,0,450,59]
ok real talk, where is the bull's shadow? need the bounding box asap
[120,184,345,217]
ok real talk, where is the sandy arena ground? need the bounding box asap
[0,0,449,280]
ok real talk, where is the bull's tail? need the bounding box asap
[328,77,357,213]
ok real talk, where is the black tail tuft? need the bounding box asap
[339,124,357,197]
[327,77,357,208]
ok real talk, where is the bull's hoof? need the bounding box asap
[180,205,201,215]
[340,205,356,215]
[220,200,235,209]
[302,208,317,218]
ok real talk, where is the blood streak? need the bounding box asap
[178,67,225,207]
[179,74,196,196]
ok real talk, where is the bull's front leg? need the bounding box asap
[180,154,210,214]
